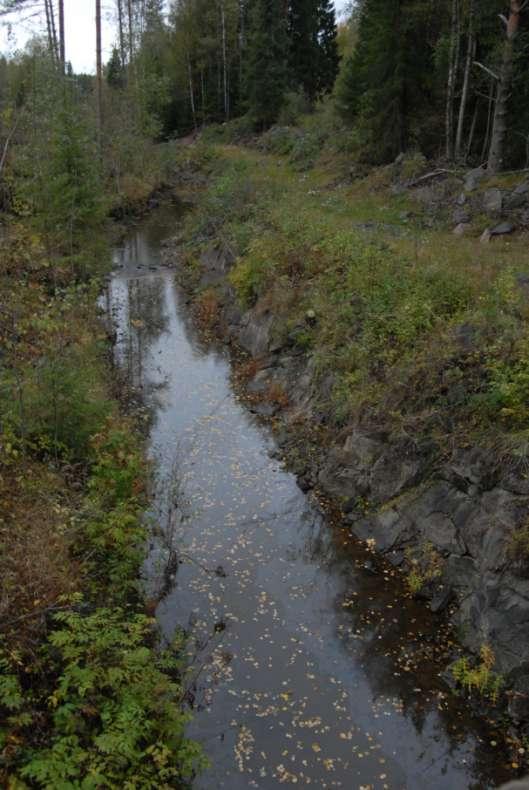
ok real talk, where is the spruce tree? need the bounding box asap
[244,0,289,127]
[107,47,125,88]
[288,0,339,101]
[317,0,339,94]
[336,0,433,163]
[288,0,319,100]
[144,0,165,33]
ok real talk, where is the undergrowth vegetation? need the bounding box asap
[451,645,503,703]
[0,149,205,788]
[181,138,529,460]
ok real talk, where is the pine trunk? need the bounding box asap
[96,0,103,150]
[187,56,197,129]
[58,0,65,70]
[465,100,478,160]
[487,1,522,174]
[445,0,459,161]
[44,0,58,61]
[49,0,59,61]
[220,0,229,120]
[455,0,474,161]
[127,0,135,63]
[238,0,245,91]
[117,0,126,67]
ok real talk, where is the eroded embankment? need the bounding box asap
[163,144,529,736]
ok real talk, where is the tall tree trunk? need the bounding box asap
[445,0,460,160]
[488,0,523,173]
[201,69,206,122]
[117,0,126,66]
[187,55,197,129]
[49,0,59,60]
[58,0,65,70]
[238,0,246,96]
[220,0,229,119]
[480,79,494,162]
[96,0,103,150]
[127,0,135,64]
[44,0,53,56]
[455,0,474,160]
[465,100,478,160]
[44,0,58,61]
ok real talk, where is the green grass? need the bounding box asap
[183,141,529,449]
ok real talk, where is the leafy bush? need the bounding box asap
[0,412,205,786]
[451,645,503,703]
[229,235,278,307]
[288,129,327,171]
[398,152,428,182]
[482,335,529,426]
[1,609,206,787]
[1,346,112,461]
[259,125,301,156]
[277,92,312,126]
[0,280,114,462]
[201,115,256,145]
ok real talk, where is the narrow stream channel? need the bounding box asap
[107,205,512,790]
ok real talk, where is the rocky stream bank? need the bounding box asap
[161,218,529,739]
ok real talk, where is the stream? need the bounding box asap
[107,204,512,790]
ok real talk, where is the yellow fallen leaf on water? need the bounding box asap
[311,743,321,753]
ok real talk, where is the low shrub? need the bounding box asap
[277,92,312,126]
[0,411,205,786]
[259,125,302,156]
[1,608,206,787]
[405,542,443,594]
[451,645,503,703]
[201,115,256,145]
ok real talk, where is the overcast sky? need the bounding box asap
[0,0,350,74]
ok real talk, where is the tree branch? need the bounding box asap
[473,60,499,81]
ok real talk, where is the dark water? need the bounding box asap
[108,206,512,790]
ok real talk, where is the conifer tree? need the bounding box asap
[336,0,433,162]
[244,0,288,127]
[107,47,125,88]
[317,0,339,94]
[288,0,339,101]
[336,0,405,144]
[288,0,320,100]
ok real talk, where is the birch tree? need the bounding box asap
[487,0,527,173]
[455,0,475,161]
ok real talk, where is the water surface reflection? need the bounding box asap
[108,206,512,790]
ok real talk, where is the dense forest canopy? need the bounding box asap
[1,0,529,171]
[336,0,529,170]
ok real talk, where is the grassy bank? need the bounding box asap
[0,209,205,785]
[180,136,529,464]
